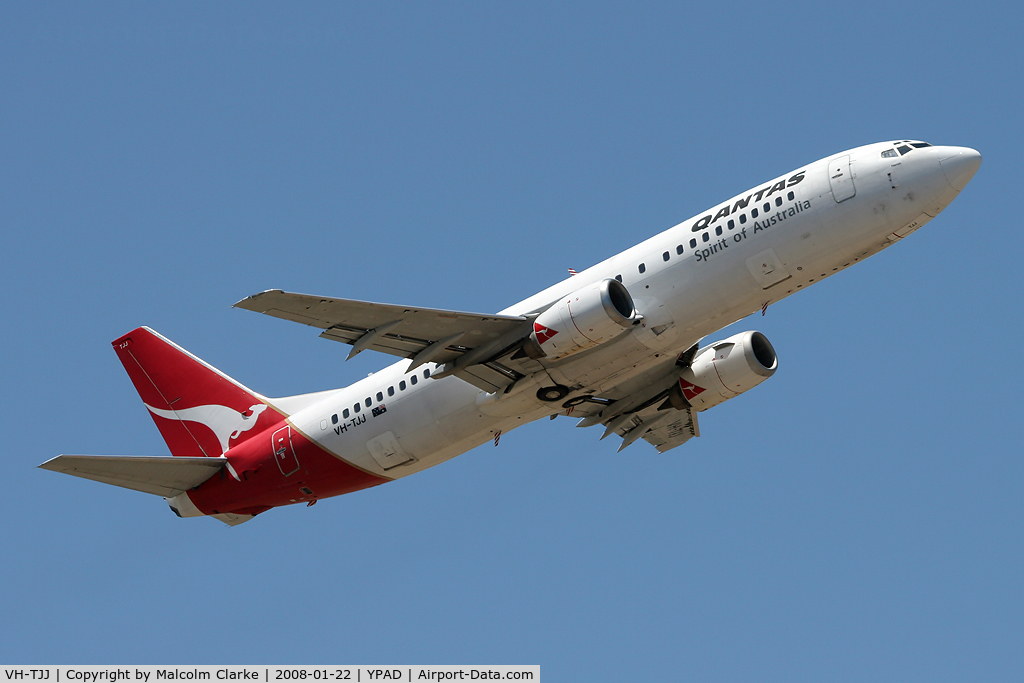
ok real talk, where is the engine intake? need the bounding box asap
[529,278,635,360]
[678,331,777,411]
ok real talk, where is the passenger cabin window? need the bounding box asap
[728,219,735,229]
[376,392,383,402]
[787,191,795,201]
[702,232,709,242]
[411,375,418,385]
[400,380,406,390]
[715,226,722,236]
[775,197,783,207]
[343,408,350,419]
[663,251,670,262]
[354,403,360,413]
[740,214,747,224]
[638,263,646,274]
[676,245,684,255]
[689,238,697,248]
[331,414,338,425]
[388,386,394,396]
[365,397,372,407]
[763,203,770,212]
[752,207,759,218]
[615,274,622,282]
[423,369,431,378]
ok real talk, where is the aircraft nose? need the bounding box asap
[938,146,982,192]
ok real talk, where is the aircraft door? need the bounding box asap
[366,431,414,470]
[745,248,791,289]
[272,425,301,476]
[828,155,856,203]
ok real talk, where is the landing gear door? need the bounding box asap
[828,154,856,203]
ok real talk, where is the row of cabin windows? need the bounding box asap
[648,193,796,266]
[615,190,797,280]
[331,368,432,423]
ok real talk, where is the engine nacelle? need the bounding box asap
[677,331,777,411]
[529,278,636,360]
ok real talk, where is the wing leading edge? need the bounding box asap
[234,290,535,391]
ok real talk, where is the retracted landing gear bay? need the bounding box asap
[536,385,570,402]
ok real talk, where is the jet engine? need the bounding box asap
[676,331,777,411]
[529,278,636,360]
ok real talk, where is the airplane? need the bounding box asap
[40,140,981,525]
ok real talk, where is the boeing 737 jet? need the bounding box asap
[41,140,981,525]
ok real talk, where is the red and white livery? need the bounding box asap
[42,141,981,525]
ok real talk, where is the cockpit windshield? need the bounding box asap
[882,140,933,158]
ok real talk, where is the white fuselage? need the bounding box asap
[281,141,977,481]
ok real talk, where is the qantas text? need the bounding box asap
[691,171,806,232]
[695,199,813,263]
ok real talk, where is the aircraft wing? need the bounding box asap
[639,408,700,452]
[235,290,535,391]
[570,403,700,453]
[567,351,701,453]
[39,455,226,498]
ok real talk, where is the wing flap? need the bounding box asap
[458,364,518,393]
[39,455,226,497]
[565,358,703,453]
[641,408,700,453]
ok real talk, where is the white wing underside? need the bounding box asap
[637,408,700,452]
[234,290,535,392]
[564,356,702,454]
[568,403,700,453]
[39,455,225,498]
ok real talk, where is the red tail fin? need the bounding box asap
[113,327,283,457]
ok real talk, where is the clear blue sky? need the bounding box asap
[2,2,1021,680]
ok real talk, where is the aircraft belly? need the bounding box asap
[545,335,672,393]
[388,382,484,470]
[364,378,522,476]
[631,292,682,351]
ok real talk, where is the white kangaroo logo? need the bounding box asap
[146,403,269,454]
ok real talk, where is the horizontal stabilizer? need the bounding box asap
[39,455,226,497]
